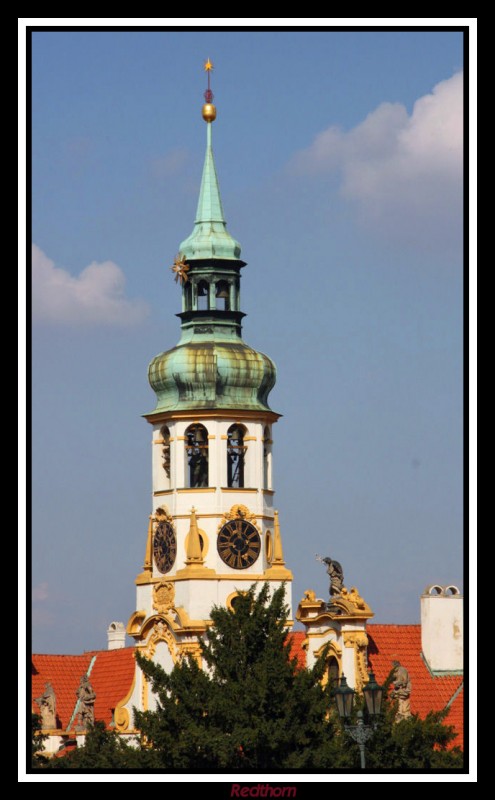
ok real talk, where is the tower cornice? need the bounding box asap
[143,408,282,425]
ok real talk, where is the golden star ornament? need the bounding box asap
[171,254,190,284]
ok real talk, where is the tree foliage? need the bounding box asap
[41,721,155,770]
[135,584,341,770]
[342,678,464,770]
[31,713,49,768]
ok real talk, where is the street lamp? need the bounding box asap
[363,671,383,717]
[334,672,384,770]
[334,674,354,721]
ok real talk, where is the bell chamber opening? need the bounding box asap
[227,423,247,488]
[185,423,209,488]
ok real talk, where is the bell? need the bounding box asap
[194,426,206,444]
[229,425,243,442]
[216,285,229,299]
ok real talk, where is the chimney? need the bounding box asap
[421,585,463,673]
[107,621,126,650]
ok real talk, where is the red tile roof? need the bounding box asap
[288,631,306,669]
[33,627,463,750]
[32,648,135,731]
[367,624,463,749]
[32,654,93,731]
[444,685,464,751]
[85,648,135,726]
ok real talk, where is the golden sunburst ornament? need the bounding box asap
[170,254,190,284]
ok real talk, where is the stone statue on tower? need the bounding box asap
[317,554,344,597]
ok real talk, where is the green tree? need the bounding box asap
[41,721,156,770]
[32,713,49,768]
[339,671,464,770]
[135,583,342,770]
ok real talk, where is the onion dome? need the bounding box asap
[148,340,276,413]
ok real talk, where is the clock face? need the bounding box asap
[153,520,177,574]
[217,519,261,570]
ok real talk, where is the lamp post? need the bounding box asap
[334,672,383,770]
[363,671,383,718]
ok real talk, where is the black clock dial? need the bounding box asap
[153,520,177,574]
[217,519,261,570]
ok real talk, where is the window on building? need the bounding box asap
[327,657,340,693]
[185,424,209,487]
[233,277,240,311]
[263,426,272,489]
[161,425,171,486]
[197,280,209,311]
[184,281,192,311]
[227,590,247,612]
[215,280,230,310]
[227,424,247,488]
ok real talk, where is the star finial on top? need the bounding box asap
[203,58,215,111]
[170,254,190,284]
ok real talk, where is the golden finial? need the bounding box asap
[202,58,216,123]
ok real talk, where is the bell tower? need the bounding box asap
[115,63,292,732]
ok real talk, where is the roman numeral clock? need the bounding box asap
[153,517,177,574]
[217,510,262,570]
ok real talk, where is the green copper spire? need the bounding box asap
[147,63,277,417]
[195,123,225,224]
[179,101,241,260]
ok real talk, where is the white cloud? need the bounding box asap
[32,245,149,325]
[290,72,463,248]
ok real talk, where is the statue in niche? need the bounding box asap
[162,444,171,478]
[35,682,57,729]
[390,661,412,722]
[186,425,209,487]
[75,674,96,730]
[190,452,208,487]
[316,555,344,597]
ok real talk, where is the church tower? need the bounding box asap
[115,64,292,731]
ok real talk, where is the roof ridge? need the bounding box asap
[82,646,135,655]
[367,623,420,628]
[33,646,136,658]
[32,652,92,658]
[445,681,464,709]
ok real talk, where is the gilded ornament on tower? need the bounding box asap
[170,254,190,284]
[153,580,175,614]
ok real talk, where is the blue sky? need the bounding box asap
[30,28,464,654]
